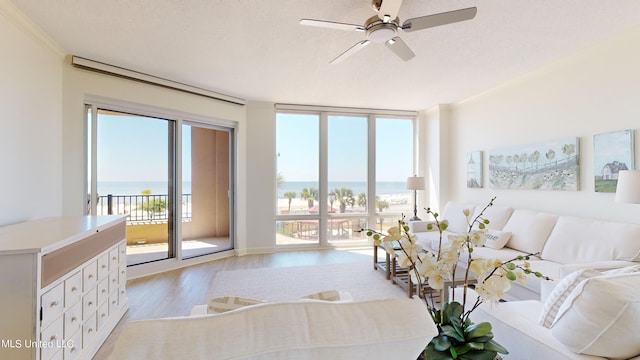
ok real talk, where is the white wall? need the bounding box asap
[0,1,64,226]
[431,25,640,224]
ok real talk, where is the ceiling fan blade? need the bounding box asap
[300,19,365,32]
[402,7,477,32]
[330,40,370,64]
[378,0,403,22]
[385,37,415,61]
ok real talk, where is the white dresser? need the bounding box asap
[0,216,128,360]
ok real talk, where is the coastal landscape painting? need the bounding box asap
[488,137,580,191]
[593,129,634,193]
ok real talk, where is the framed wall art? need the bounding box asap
[466,151,483,188]
[488,137,579,191]
[593,129,634,193]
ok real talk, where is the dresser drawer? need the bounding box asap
[82,313,97,349]
[118,242,127,263]
[83,260,98,291]
[83,287,97,319]
[64,300,82,339]
[109,269,119,291]
[40,314,63,360]
[64,328,82,360]
[97,277,109,306]
[109,247,119,270]
[64,271,82,308]
[119,264,127,285]
[97,252,110,280]
[109,291,119,314]
[96,301,109,331]
[41,282,64,327]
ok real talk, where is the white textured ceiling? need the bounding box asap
[11,0,640,111]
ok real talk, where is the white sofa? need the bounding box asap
[409,201,640,300]
[109,297,437,360]
[466,269,640,360]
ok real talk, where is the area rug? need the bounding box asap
[209,262,407,302]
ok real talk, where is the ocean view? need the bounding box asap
[97,181,409,197]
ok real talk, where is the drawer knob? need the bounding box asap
[88,274,94,279]
[71,286,78,292]
[101,313,107,318]
[88,328,94,333]
[102,289,107,293]
[112,256,117,261]
[49,335,56,341]
[50,301,58,307]
[71,316,77,322]
[102,265,107,269]
[70,346,76,353]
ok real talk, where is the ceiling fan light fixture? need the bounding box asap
[383,14,391,22]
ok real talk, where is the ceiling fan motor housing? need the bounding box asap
[365,15,399,43]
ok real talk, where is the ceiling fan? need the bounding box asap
[300,0,477,64]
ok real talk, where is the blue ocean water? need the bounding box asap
[97,181,408,197]
[97,181,192,196]
[278,181,408,198]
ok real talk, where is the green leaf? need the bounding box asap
[442,325,465,342]
[506,271,516,281]
[454,343,472,355]
[483,219,490,224]
[425,344,455,360]
[478,223,485,229]
[431,335,452,351]
[505,262,516,270]
[484,339,509,354]
[466,322,492,339]
[458,350,499,360]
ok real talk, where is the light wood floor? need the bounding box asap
[93,248,374,359]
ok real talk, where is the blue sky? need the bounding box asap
[276,113,413,182]
[96,112,414,184]
[96,113,191,182]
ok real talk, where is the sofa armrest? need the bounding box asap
[407,220,437,234]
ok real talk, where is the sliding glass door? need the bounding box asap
[87,104,235,265]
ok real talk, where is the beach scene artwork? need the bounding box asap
[488,137,579,191]
[593,129,635,193]
[466,151,483,188]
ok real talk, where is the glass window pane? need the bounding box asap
[95,109,173,266]
[328,115,367,214]
[276,113,319,245]
[376,118,414,218]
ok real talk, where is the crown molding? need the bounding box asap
[0,0,65,58]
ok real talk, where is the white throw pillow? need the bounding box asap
[483,229,512,250]
[551,273,640,359]
[537,269,600,328]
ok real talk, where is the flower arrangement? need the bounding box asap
[364,197,549,360]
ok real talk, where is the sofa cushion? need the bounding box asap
[551,273,640,359]
[538,269,601,328]
[541,216,640,264]
[471,205,514,231]
[110,298,438,360]
[441,202,476,234]
[502,209,558,254]
[484,229,512,249]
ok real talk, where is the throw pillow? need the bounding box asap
[537,268,601,328]
[207,296,263,314]
[483,229,512,250]
[551,273,640,359]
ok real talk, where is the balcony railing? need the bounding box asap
[92,194,192,222]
